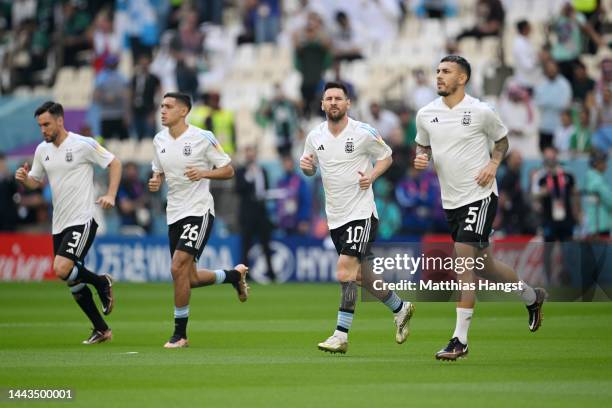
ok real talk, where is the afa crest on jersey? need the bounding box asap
[462,111,471,126]
[345,139,354,153]
[65,151,73,162]
[183,144,192,156]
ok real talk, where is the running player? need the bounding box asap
[148,92,249,349]
[301,82,415,354]
[414,56,547,361]
[15,101,119,345]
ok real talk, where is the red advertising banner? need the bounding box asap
[0,233,55,281]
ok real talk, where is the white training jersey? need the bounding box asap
[415,94,508,209]
[302,117,392,229]
[152,125,231,225]
[29,132,115,234]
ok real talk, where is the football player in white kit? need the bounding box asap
[414,56,547,361]
[15,101,120,345]
[300,82,415,354]
[148,92,249,348]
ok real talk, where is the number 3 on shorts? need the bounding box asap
[180,224,199,242]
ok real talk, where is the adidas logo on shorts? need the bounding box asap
[185,241,193,247]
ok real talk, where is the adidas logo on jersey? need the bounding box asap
[66,248,75,254]
[45,156,49,161]
[350,244,357,250]
[317,145,325,151]
[463,224,474,231]
[161,148,166,153]
[430,117,439,123]
[185,241,193,247]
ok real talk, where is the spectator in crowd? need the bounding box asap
[235,146,276,281]
[584,149,611,237]
[498,150,534,234]
[10,16,49,88]
[116,161,151,235]
[511,20,542,90]
[549,1,602,83]
[534,60,572,151]
[237,0,280,44]
[190,91,236,155]
[374,177,402,239]
[399,107,417,147]
[176,9,204,57]
[276,153,311,236]
[356,0,401,45]
[93,54,129,140]
[363,101,400,141]
[384,127,412,184]
[498,81,539,158]
[130,53,161,140]
[554,109,575,155]
[414,0,458,19]
[0,151,18,231]
[532,146,579,284]
[592,86,612,152]
[456,0,505,41]
[91,7,120,74]
[407,68,436,112]
[256,84,300,155]
[293,11,332,117]
[331,11,362,62]
[570,108,592,153]
[173,37,199,100]
[580,148,610,301]
[395,164,445,234]
[572,60,596,107]
[61,1,91,67]
[115,0,165,61]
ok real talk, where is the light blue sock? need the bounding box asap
[383,291,403,313]
[174,305,189,318]
[213,269,226,285]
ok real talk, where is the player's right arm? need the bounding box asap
[15,162,42,189]
[148,171,164,192]
[300,132,318,177]
[149,138,164,192]
[414,111,432,170]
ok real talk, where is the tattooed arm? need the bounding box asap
[475,136,509,187]
[414,143,432,170]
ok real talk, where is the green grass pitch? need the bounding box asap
[1,282,611,407]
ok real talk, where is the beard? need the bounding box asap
[326,109,346,122]
[437,82,458,97]
[45,132,58,143]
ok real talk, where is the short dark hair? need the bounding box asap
[163,92,192,112]
[323,81,349,98]
[516,20,529,33]
[34,101,64,118]
[440,55,471,83]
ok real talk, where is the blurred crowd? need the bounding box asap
[0,0,611,249]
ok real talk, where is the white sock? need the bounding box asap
[333,330,348,341]
[517,281,537,305]
[452,308,473,345]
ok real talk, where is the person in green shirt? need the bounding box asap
[584,149,612,236]
[581,149,611,301]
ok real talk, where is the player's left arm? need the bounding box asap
[97,157,122,209]
[476,105,509,187]
[475,136,508,187]
[358,156,392,190]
